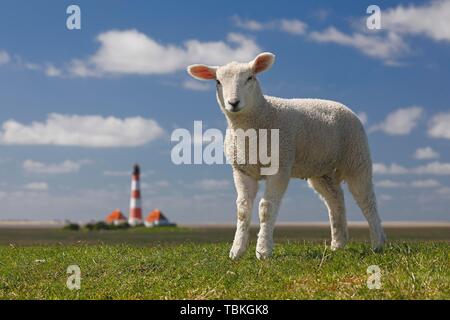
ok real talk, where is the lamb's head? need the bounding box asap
[187,52,275,114]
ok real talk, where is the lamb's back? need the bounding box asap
[265,96,368,178]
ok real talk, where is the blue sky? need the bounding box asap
[0,0,449,223]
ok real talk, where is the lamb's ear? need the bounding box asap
[250,52,275,74]
[187,64,217,80]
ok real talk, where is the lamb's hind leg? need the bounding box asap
[308,174,348,250]
[346,170,386,251]
[229,169,258,260]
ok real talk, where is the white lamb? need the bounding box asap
[187,52,386,260]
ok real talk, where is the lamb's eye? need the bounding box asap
[216,80,221,85]
[246,76,254,83]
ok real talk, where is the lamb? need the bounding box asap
[187,52,386,260]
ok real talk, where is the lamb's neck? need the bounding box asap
[225,95,271,130]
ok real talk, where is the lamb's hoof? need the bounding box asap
[256,238,273,260]
[372,233,386,253]
[255,245,273,260]
[229,245,247,260]
[372,245,384,253]
[256,250,272,260]
[330,240,347,251]
[372,241,385,252]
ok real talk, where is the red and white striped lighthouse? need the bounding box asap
[128,164,143,226]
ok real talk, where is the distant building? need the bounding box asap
[145,209,176,227]
[105,209,127,226]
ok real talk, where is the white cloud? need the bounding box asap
[375,179,406,188]
[0,113,164,147]
[413,146,440,160]
[374,161,450,176]
[306,1,450,64]
[104,169,153,178]
[195,179,231,190]
[1,54,57,75]
[0,50,10,65]
[21,62,40,71]
[357,112,368,125]
[7,55,43,72]
[279,19,307,35]
[182,79,210,91]
[373,163,409,175]
[436,186,450,196]
[65,30,261,77]
[428,112,450,140]
[413,161,450,175]
[232,16,307,35]
[309,27,408,62]
[375,178,440,189]
[68,59,100,78]
[379,194,393,201]
[0,188,130,221]
[103,170,131,177]
[154,180,170,188]
[45,65,62,77]
[232,16,268,31]
[382,0,450,42]
[23,159,92,174]
[24,182,49,191]
[410,179,441,188]
[140,180,171,196]
[369,106,423,135]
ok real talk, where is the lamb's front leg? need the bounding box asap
[229,169,258,260]
[256,171,290,260]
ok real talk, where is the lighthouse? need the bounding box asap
[128,164,143,226]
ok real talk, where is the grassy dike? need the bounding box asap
[0,241,448,299]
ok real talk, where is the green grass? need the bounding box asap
[0,241,448,299]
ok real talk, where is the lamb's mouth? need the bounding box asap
[227,106,243,113]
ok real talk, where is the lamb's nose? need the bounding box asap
[228,100,240,108]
